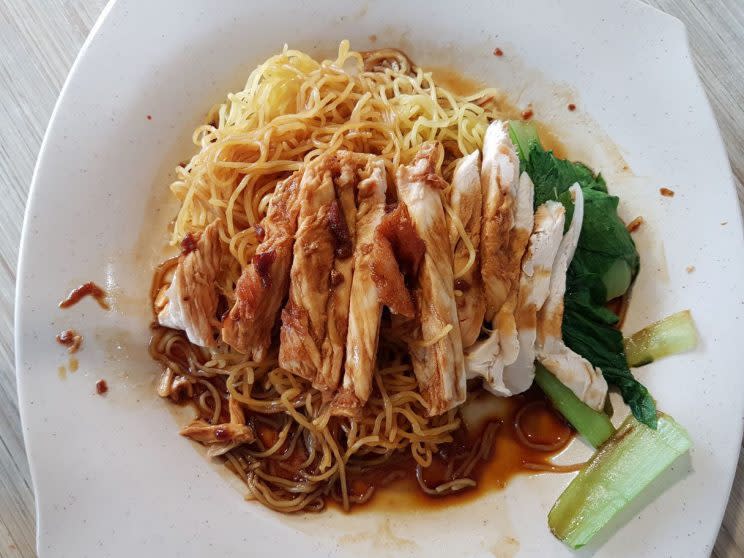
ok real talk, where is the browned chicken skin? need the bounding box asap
[222,173,302,360]
[279,151,365,392]
[369,202,425,318]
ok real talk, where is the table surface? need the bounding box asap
[1,1,742,556]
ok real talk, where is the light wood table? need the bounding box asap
[0,1,742,556]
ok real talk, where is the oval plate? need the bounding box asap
[16,0,744,556]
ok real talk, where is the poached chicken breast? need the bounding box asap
[158,220,223,347]
[279,152,361,392]
[448,151,487,348]
[537,185,608,410]
[479,121,521,320]
[396,142,466,416]
[501,200,566,394]
[333,158,388,412]
[464,172,535,395]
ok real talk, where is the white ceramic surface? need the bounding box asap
[16,0,744,556]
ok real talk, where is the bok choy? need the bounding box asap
[624,310,698,367]
[534,364,614,448]
[548,413,691,548]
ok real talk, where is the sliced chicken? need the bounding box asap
[464,172,534,394]
[501,200,566,394]
[333,159,388,413]
[490,171,536,367]
[479,121,521,319]
[537,185,608,410]
[180,396,255,456]
[158,220,223,347]
[463,332,510,394]
[538,185,583,351]
[369,203,425,318]
[279,152,363,391]
[396,142,466,416]
[447,151,486,348]
[222,173,302,359]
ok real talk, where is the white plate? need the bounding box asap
[16,0,744,556]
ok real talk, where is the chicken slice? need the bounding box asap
[448,151,486,348]
[222,173,302,359]
[332,159,388,413]
[501,200,566,394]
[396,142,466,416]
[279,152,362,391]
[537,185,608,410]
[464,172,534,394]
[489,171,536,367]
[370,203,425,318]
[180,396,255,456]
[158,220,223,347]
[479,121,521,319]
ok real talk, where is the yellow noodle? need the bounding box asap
[444,201,477,278]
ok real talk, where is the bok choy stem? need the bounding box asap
[534,364,615,448]
[624,310,698,367]
[548,412,692,548]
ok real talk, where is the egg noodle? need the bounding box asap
[150,41,512,512]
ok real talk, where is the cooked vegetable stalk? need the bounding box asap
[548,412,692,549]
[534,364,614,448]
[624,310,698,367]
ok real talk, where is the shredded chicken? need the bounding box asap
[464,172,535,394]
[369,202,425,317]
[479,121,521,319]
[222,174,302,359]
[448,151,486,348]
[180,396,255,456]
[158,220,223,347]
[333,159,388,413]
[501,200,566,394]
[396,142,466,415]
[279,152,364,391]
[537,185,608,410]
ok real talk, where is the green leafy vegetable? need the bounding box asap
[548,413,692,548]
[508,119,541,164]
[534,365,615,448]
[624,310,698,367]
[508,121,655,428]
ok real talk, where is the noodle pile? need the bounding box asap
[151,41,515,512]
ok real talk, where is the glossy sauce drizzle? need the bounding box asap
[59,282,109,310]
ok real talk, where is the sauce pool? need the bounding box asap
[428,66,486,96]
[337,387,577,513]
